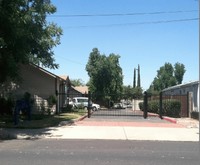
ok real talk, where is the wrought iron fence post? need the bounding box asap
[88,91,92,118]
[159,91,163,119]
[143,91,148,119]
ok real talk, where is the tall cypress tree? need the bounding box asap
[133,68,136,88]
[137,64,141,87]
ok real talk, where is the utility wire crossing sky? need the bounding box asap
[47,0,198,90]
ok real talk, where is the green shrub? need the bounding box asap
[163,100,181,118]
[47,95,57,106]
[148,100,159,114]
[138,99,181,118]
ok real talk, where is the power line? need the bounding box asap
[64,18,199,29]
[55,55,85,65]
[48,10,198,18]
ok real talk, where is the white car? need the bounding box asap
[92,103,100,111]
[72,97,100,111]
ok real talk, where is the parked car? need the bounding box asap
[64,97,73,107]
[126,103,132,108]
[113,102,132,109]
[72,97,100,111]
[113,103,126,109]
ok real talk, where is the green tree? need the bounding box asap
[174,62,186,84]
[85,48,101,94]
[133,68,136,88]
[122,85,133,100]
[133,86,143,99]
[71,79,85,86]
[86,48,123,102]
[149,62,185,92]
[137,64,141,87]
[122,85,143,100]
[0,0,62,83]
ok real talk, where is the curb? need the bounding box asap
[73,114,88,122]
[148,113,159,117]
[58,113,89,127]
[148,112,177,124]
[162,116,177,124]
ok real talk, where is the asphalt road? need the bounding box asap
[0,139,199,165]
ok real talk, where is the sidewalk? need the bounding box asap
[44,115,199,142]
[45,125,199,141]
[2,114,199,142]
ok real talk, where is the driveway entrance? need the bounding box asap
[85,107,171,126]
[91,108,143,120]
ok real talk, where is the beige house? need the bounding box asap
[12,64,70,114]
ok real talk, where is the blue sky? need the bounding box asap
[47,0,199,90]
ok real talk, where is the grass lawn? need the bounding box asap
[0,110,87,129]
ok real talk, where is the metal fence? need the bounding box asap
[87,93,144,119]
[148,92,189,117]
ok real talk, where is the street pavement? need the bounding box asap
[1,110,199,165]
[0,140,199,165]
[2,110,199,142]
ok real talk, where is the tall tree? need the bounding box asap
[86,48,123,102]
[85,48,101,94]
[174,62,186,84]
[137,64,141,87]
[133,68,136,88]
[0,0,62,83]
[149,62,185,92]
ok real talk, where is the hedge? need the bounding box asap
[139,99,181,118]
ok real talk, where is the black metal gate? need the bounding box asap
[88,92,144,119]
[91,108,144,120]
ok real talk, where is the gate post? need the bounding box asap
[143,91,148,119]
[159,91,163,119]
[87,91,92,118]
